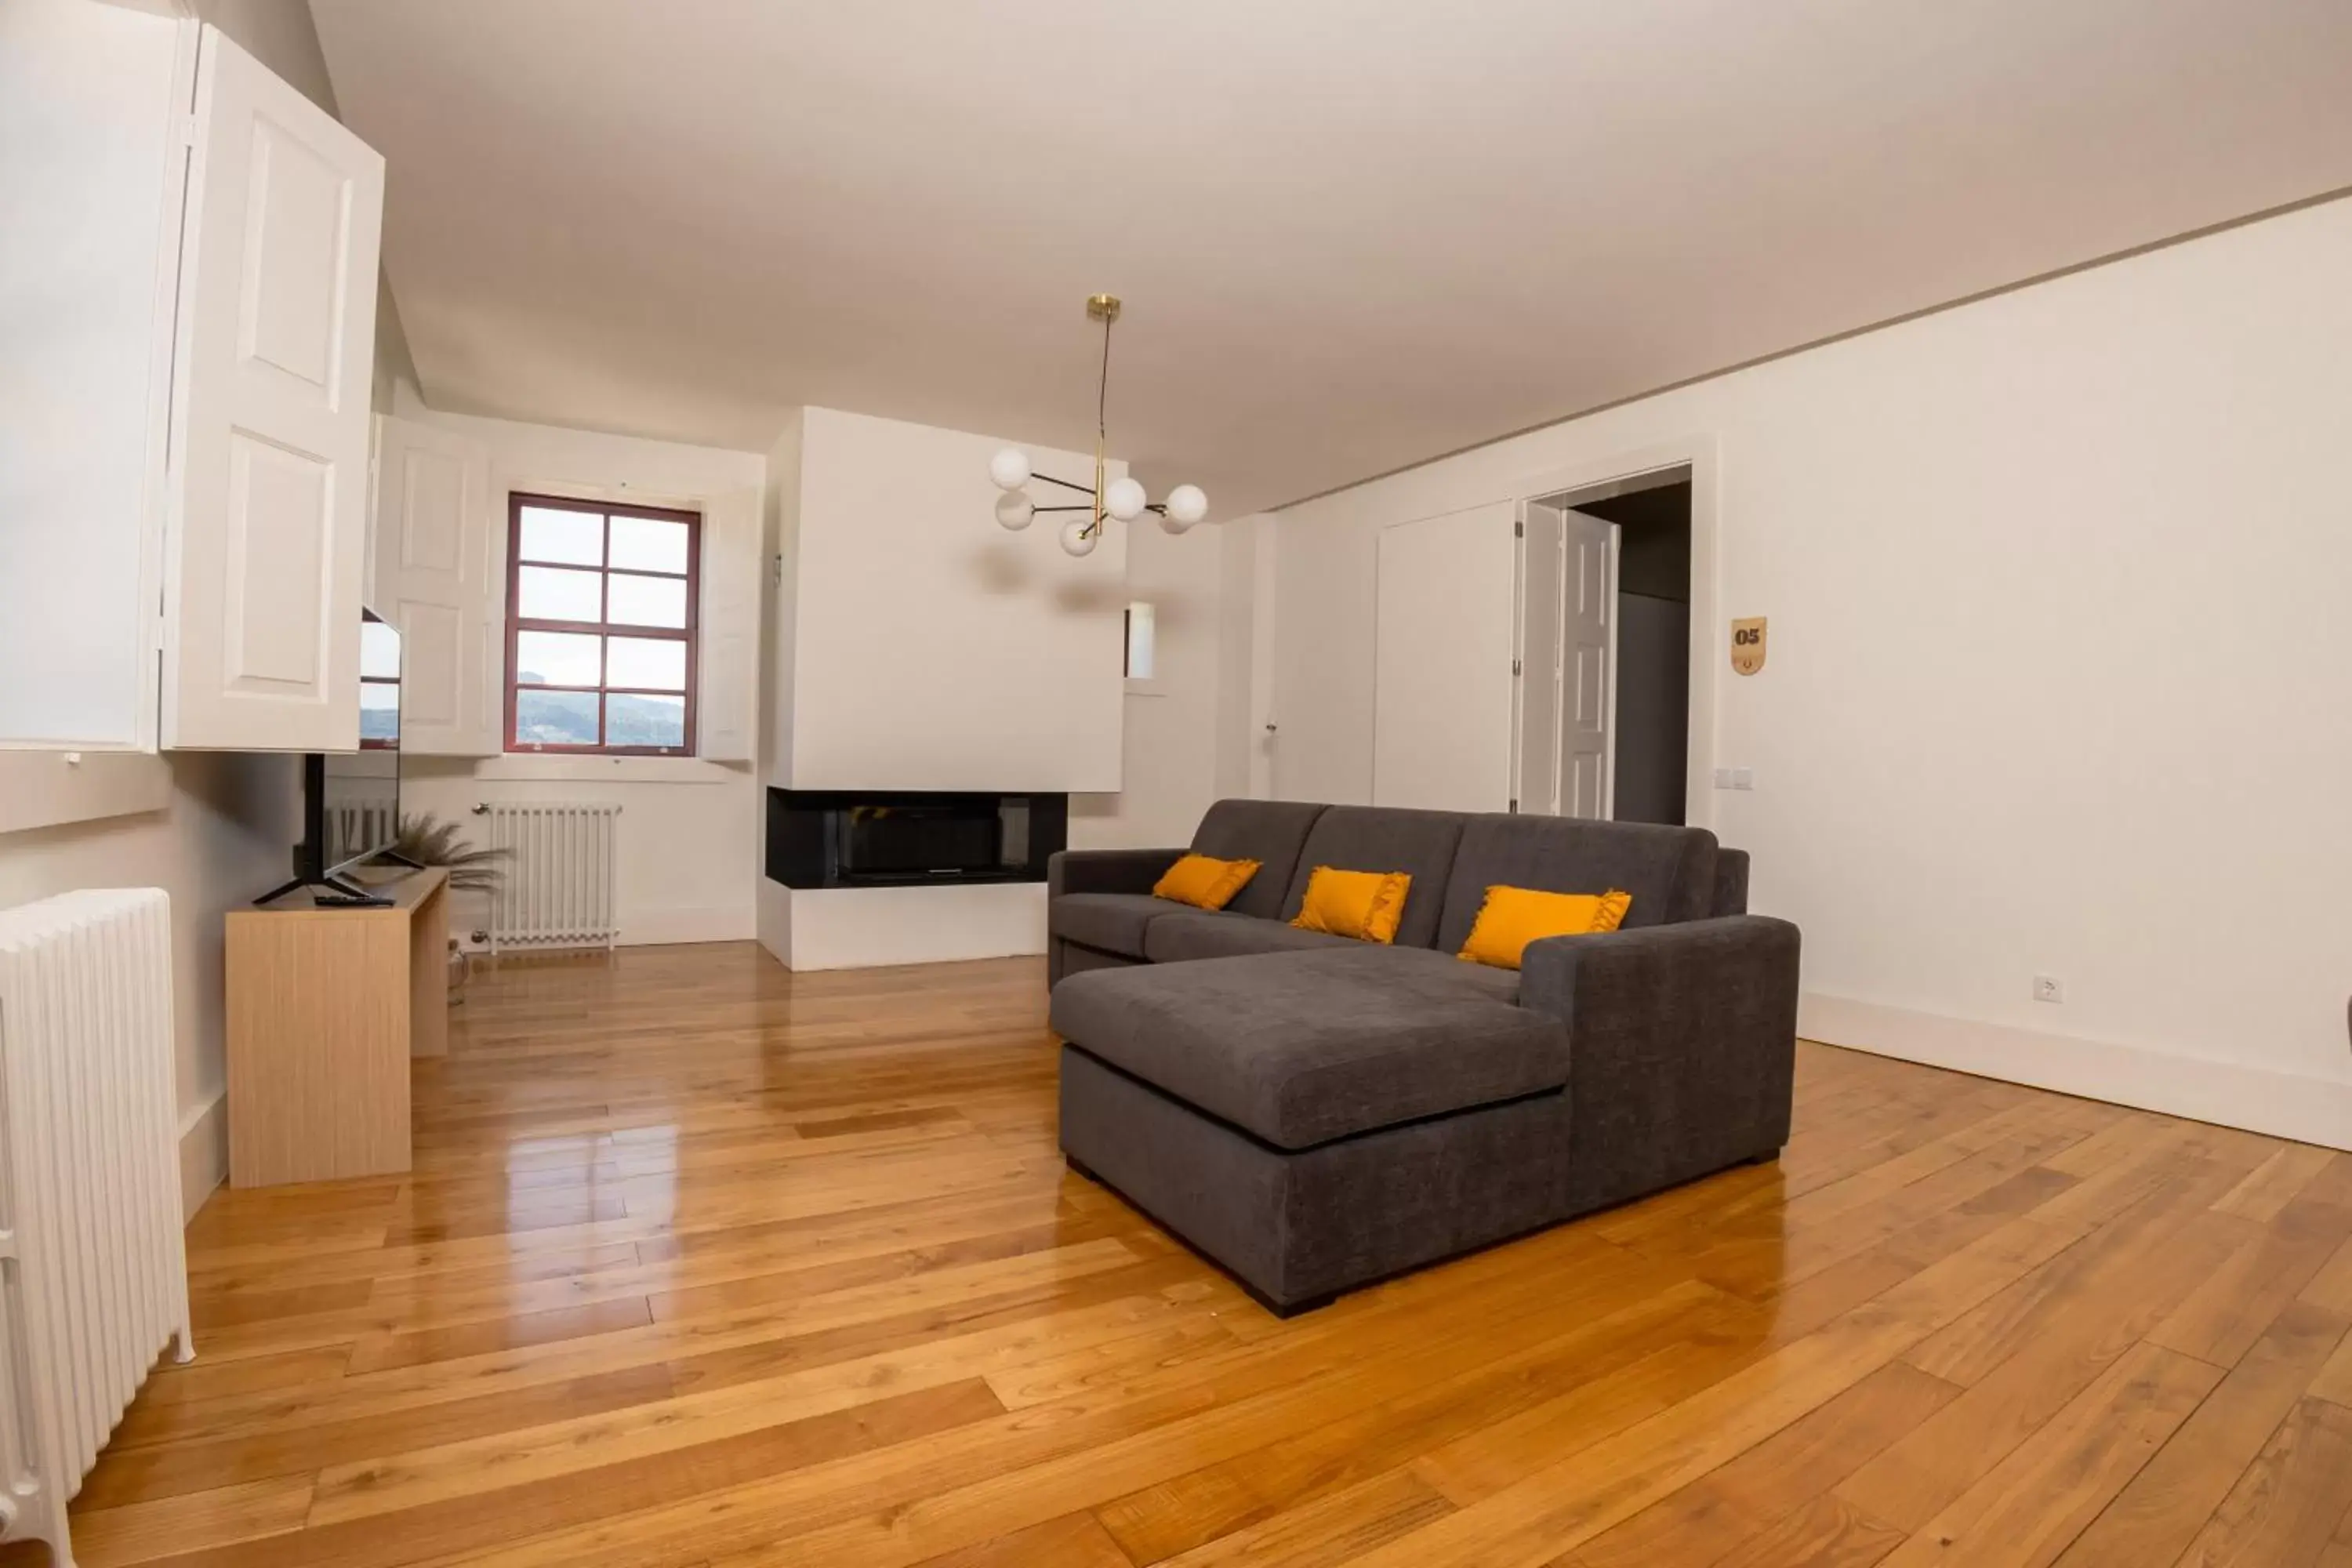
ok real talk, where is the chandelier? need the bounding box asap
[988,294,1207,557]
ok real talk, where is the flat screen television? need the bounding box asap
[256,608,406,904]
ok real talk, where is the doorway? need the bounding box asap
[1515,466,1693,824]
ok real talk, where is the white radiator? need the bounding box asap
[480,803,622,953]
[0,889,191,1568]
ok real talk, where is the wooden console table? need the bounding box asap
[224,866,447,1187]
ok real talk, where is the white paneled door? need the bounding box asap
[162,27,383,750]
[370,416,497,755]
[1372,501,1516,811]
[1514,501,1565,816]
[1561,508,1616,818]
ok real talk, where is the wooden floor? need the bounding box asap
[26,941,2352,1568]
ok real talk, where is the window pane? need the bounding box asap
[607,572,687,628]
[517,505,604,566]
[607,635,686,691]
[609,515,689,574]
[360,618,401,679]
[517,564,604,622]
[606,691,686,749]
[359,680,400,742]
[513,630,601,687]
[514,688,599,747]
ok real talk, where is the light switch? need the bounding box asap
[1732,768,1755,791]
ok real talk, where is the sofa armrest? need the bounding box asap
[1519,915,1800,1215]
[1047,848,1186,898]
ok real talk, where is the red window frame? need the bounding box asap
[503,492,701,757]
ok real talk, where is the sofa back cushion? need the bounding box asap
[1435,815,1718,953]
[1279,806,1466,949]
[1189,800,1327,921]
[1713,848,1750,916]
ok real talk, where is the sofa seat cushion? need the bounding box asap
[1142,909,1362,964]
[1049,892,1179,959]
[1366,944,1524,1004]
[1050,948,1569,1150]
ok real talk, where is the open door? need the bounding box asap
[1513,500,1565,815]
[161,27,383,750]
[1560,508,1614,818]
[1372,501,1516,810]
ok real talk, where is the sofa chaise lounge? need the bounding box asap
[1046,800,1800,1314]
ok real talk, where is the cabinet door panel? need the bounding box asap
[371,416,498,755]
[163,25,382,750]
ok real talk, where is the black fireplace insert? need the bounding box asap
[765,789,1066,888]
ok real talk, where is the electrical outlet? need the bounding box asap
[2033,975,2064,1004]
[1731,768,1755,791]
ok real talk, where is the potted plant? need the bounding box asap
[390,813,510,1004]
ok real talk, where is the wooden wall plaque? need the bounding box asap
[1730,616,1767,676]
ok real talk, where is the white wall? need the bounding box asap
[1070,512,1229,850]
[0,754,300,1215]
[782,407,1128,793]
[1272,196,2352,1149]
[390,385,768,949]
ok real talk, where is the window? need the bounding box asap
[358,613,401,749]
[1123,601,1156,681]
[505,494,699,755]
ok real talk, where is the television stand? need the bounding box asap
[223,866,448,1186]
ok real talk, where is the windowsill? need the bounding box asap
[1124,678,1168,698]
[470,754,746,784]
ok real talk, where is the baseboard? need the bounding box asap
[1800,993,2352,1152]
[619,906,753,947]
[177,1093,227,1223]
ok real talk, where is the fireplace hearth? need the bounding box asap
[765,789,1067,889]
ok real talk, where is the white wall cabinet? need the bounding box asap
[0,13,383,756]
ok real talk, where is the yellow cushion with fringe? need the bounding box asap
[1290,866,1411,945]
[1457,885,1632,970]
[1151,854,1261,911]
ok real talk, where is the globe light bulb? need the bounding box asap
[1105,477,1147,522]
[1058,517,1098,557]
[989,448,1031,491]
[1165,484,1208,527]
[994,492,1034,531]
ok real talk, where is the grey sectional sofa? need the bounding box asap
[1046,800,1799,1314]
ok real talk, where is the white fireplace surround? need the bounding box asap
[757,406,1131,968]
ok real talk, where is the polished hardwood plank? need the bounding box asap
[16,941,2350,1568]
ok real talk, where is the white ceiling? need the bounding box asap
[310,0,2352,514]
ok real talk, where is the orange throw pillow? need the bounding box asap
[1151,854,1261,911]
[1457,885,1632,970]
[1290,866,1411,945]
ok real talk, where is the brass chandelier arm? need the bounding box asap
[1029,471,1098,498]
